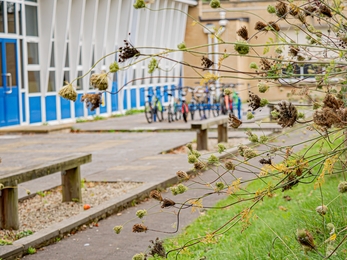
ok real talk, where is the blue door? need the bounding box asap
[0,39,20,127]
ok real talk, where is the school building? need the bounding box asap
[0,0,196,128]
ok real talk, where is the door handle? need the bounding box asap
[5,73,12,94]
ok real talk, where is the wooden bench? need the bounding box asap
[191,115,229,150]
[0,153,92,230]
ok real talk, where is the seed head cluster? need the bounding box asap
[275,101,298,127]
[118,40,140,63]
[81,93,102,111]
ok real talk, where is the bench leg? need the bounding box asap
[61,166,82,203]
[196,129,208,150]
[218,123,228,143]
[0,187,19,230]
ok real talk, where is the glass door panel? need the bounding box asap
[0,39,19,127]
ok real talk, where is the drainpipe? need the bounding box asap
[203,12,227,96]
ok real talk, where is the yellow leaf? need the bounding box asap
[279,206,288,211]
[191,21,197,26]
[329,233,337,241]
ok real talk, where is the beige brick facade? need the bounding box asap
[182,1,325,103]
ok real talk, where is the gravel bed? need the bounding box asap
[168,138,248,154]
[0,181,142,243]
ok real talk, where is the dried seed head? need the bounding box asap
[208,154,219,165]
[276,2,287,18]
[267,22,280,32]
[260,58,272,70]
[177,42,186,50]
[215,182,225,192]
[259,158,272,165]
[316,205,328,215]
[81,93,102,111]
[170,183,188,195]
[201,56,214,70]
[132,224,148,233]
[247,112,255,120]
[296,229,316,250]
[319,5,332,18]
[133,0,146,9]
[304,5,317,16]
[258,82,269,93]
[228,113,242,128]
[90,71,109,91]
[132,253,145,260]
[224,159,235,170]
[176,170,189,180]
[234,41,249,55]
[276,101,298,127]
[267,5,276,14]
[238,145,248,157]
[136,209,147,219]
[289,46,299,56]
[289,3,299,16]
[149,190,163,201]
[161,198,176,208]
[338,181,347,193]
[109,62,120,73]
[313,108,338,129]
[236,26,249,40]
[210,0,221,9]
[194,161,206,170]
[323,94,343,110]
[59,83,77,102]
[248,91,261,111]
[218,143,226,153]
[254,21,267,31]
[243,147,258,159]
[113,225,123,234]
[297,11,307,24]
[224,88,232,95]
[188,154,198,164]
[148,238,166,258]
[118,40,140,62]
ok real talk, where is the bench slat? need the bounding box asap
[191,115,229,130]
[0,153,92,187]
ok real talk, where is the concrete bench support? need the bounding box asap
[191,115,229,151]
[61,166,82,203]
[0,153,91,230]
[196,129,208,150]
[0,187,19,230]
[218,123,228,143]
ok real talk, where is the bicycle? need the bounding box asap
[144,88,164,123]
[195,82,220,119]
[166,87,181,123]
[176,86,189,123]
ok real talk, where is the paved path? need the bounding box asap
[19,126,310,260]
[0,107,298,259]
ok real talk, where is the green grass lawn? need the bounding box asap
[151,131,347,260]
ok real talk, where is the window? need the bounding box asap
[0,2,4,33]
[25,5,38,36]
[64,43,69,67]
[50,42,55,67]
[76,71,83,90]
[7,2,16,34]
[63,71,69,85]
[28,71,40,93]
[47,71,55,92]
[78,47,82,66]
[27,42,39,64]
